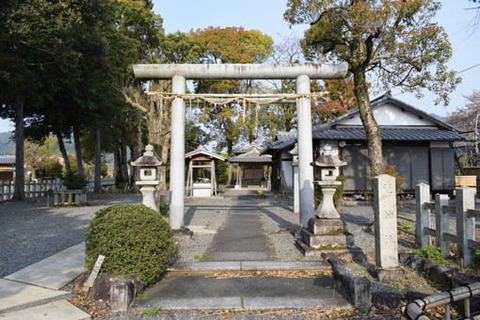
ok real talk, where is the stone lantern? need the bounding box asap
[311,144,347,219]
[131,145,162,211]
[296,143,354,258]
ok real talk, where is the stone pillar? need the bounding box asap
[415,182,430,248]
[373,175,398,269]
[293,162,299,215]
[169,75,186,230]
[435,194,449,257]
[456,186,475,267]
[296,75,315,227]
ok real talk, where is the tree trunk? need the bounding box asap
[13,99,25,201]
[135,115,142,185]
[73,125,85,178]
[129,143,139,190]
[56,130,71,174]
[353,69,384,176]
[114,148,121,186]
[120,139,129,189]
[226,143,233,186]
[158,132,170,191]
[94,127,102,193]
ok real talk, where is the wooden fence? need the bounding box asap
[0,177,116,201]
[416,183,480,267]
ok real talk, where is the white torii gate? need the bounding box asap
[133,63,348,229]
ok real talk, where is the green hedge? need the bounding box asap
[85,204,177,287]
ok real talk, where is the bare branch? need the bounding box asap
[119,88,148,113]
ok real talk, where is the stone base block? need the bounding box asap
[173,227,193,241]
[308,218,345,235]
[373,267,404,283]
[300,228,348,249]
[295,240,365,263]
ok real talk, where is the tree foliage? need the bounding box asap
[285,0,460,175]
[447,91,480,167]
[190,27,274,155]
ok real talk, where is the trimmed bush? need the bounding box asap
[85,204,177,287]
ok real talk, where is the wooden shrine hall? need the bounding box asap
[185,145,226,197]
[229,143,272,189]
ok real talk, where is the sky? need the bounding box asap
[1,1,478,132]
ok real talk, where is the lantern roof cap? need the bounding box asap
[311,144,347,167]
[131,145,162,167]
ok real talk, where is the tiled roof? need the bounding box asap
[229,145,272,163]
[0,156,15,164]
[313,127,465,141]
[229,155,272,163]
[263,131,297,152]
[232,142,266,155]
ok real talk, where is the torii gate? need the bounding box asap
[133,63,348,229]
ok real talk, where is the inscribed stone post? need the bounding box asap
[373,174,398,269]
[456,186,475,267]
[435,194,449,257]
[415,183,430,248]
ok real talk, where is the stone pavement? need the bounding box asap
[0,242,89,320]
[207,201,275,261]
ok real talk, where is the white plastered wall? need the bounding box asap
[338,103,435,127]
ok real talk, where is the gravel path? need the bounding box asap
[177,197,230,262]
[0,193,141,276]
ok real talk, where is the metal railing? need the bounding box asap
[405,282,480,320]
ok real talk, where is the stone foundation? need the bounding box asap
[297,216,364,262]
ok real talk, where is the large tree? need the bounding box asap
[190,27,273,184]
[191,27,273,150]
[285,0,460,175]
[0,0,85,199]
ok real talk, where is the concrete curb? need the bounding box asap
[0,279,74,315]
[5,242,86,290]
[2,300,91,320]
[328,258,371,308]
[168,261,330,272]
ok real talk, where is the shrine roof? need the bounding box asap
[185,145,226,161]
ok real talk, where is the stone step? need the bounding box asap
[2,300,90,320]
[169,260,330,272]
[132,275,350,311]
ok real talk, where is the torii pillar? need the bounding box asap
[133,64,348,229]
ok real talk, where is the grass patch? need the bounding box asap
[141,305,162,316]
